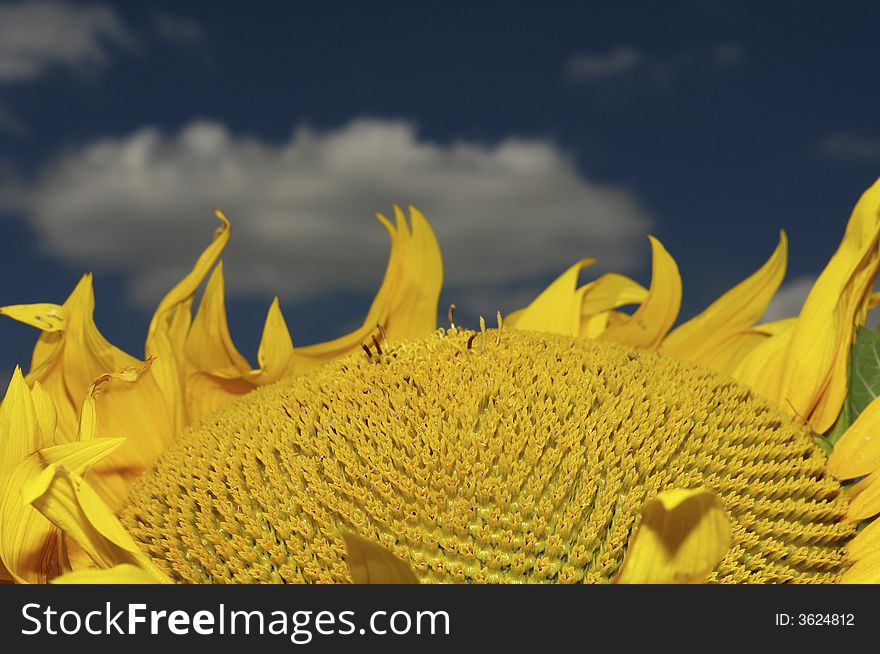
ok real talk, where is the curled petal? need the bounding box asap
[146,210,231,431]
[23,457,170,582]
[288,206,443,374]
[1,275,138,444]
[662,231,787,364]
[739,180,880,432]
[614,488,732,584]
[601,236,682,351]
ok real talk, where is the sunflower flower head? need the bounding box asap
[119,329,849,584]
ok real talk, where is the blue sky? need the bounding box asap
[0,0,878,386]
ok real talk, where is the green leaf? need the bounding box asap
[827,325,880,445]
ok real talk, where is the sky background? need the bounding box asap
[0,0,879,389]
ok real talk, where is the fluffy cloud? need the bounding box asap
[3,118,653,320]
[0,0,134,82]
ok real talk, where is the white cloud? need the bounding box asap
[762,275,816,322]
[3,119,653,320]
[818,130,880,162]
[0,0,135,82]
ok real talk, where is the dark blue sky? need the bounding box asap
[1,0,878,383]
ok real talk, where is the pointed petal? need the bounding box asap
[614,488,731,584]
[601,236,682,350]
[0,303,64,332]
[0,371,58,583]
[827,393,880,480]
[23,458,168,581]
[508,259,595,335]
[30,381,56,451]
[289,206,442,374]
[146,210,231,431]
[662,231,787,363]
[342,532,419,584]
[51,563,169,584]
[757,180,880,433]
[185,261,250,377]
[5,275,139,446]
[0,367,40,481]
[0,436,123,584]
[147,209,231,351]
[245,297,294,385]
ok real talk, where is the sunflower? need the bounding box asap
[1,181,880,584]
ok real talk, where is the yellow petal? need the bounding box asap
[507,258,595,335]
[30,381,57,451]
[2,275,139,446]
[0,455,57,583]
[85,361,175,510]
[578,273,648,338]
[840,549,880,583]
[185,261,250,377]
[745,180,880,433]
[846,469,880,522]
[146,210,231,431]
[827,394,880,480]
[51,563,169,584]
[846,516,880,561]
[0,367,40,481]
[245,297,295,385]
[0,371,57,583]
[661,231,787,364]
[289,206,442,374]
[614,488,731,584]
[0,303,64,332]
[342,532,419,584]
[180,260,255,422]
[23,455,168,581]
[732,319,796,407]
[601,236,682,351]
[147,209,231,350]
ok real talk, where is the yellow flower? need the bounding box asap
[1,180,879,584]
